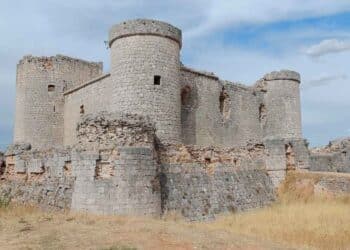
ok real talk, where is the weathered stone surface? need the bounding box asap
[14,55,102,149]
[5,143,31,156]
[310,137,350,173]
[109,19,182,48]
[76,112,155,150]
[161,164,275,221]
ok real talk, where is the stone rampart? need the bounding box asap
[1,112,278,220]
[158,144,274,220]
[310,138,350,173]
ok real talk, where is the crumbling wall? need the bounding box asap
[1,112,281,220]
[75,112,155,150]
[70,112,161,216]
[180,67,263,147]
[158,144,275,220]
[310,138,350,173]
[264,138,310,187]
[0,148,74,209]
[284,171,350,197]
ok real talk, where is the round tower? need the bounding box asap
[109,19,182,144]
[14,55,102,149]
[263,70,302,140]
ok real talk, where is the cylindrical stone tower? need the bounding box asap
[263,70,302,140]
[14,55,102,149]
[109,19,182,144]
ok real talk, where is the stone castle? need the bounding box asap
[1,19,350,220]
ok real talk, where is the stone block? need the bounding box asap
[14,159,26,173]
[28,159,44,174]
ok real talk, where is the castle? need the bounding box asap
[1,19,349,220]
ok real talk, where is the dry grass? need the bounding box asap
[1,172,350,250]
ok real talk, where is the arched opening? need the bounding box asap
[219,88,230,120]
[80,105,85,115]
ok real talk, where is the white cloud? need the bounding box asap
[1,0,350,148]
[305,39,350,57]
[184,0,350,39]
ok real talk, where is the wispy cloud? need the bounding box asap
[184,0,350,39]
[1,0,350,148]
[305,39,350,57]
[302,74,348,89]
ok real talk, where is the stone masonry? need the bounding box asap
[4,19,349,220]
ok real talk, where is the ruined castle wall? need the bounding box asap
[0,149,74,209]
[63,74,112,146]
[71,147,161,216]
[159,144,275,220]
[14,55,102,149]
[286,171,350,197]
[70,112,161,216]
[109,20,182,144]
[180,68,263,147]
[310,138,350,173]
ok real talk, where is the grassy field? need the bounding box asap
[1,173,350,250]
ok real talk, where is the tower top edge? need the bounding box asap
[109,19,182,48]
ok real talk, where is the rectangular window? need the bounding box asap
[154,75,161,85]
[48,85,55,92]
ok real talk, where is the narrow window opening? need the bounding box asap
[154,75,161,85]
[48,84,55,92]
[205,157,211,164]
[259,104,266,122]
[53,105,56,112]
[80,105,85,114]
[181,86,191,106]
[219,88,231,120]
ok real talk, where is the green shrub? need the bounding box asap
[0,194,11,208]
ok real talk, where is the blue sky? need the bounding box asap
[1,0,350,150]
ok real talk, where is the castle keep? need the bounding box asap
[2,19,348,220]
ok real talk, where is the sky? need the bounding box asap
[1,0,350,150]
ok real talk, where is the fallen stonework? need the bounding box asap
[310,138,350,173]
[283,170,350,198]
[0,112,277,220]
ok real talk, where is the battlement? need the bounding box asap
[109,19,182,48]
[18,54,103,69]
[263,70,300,83]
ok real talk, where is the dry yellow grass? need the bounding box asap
[1,171,350,250]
